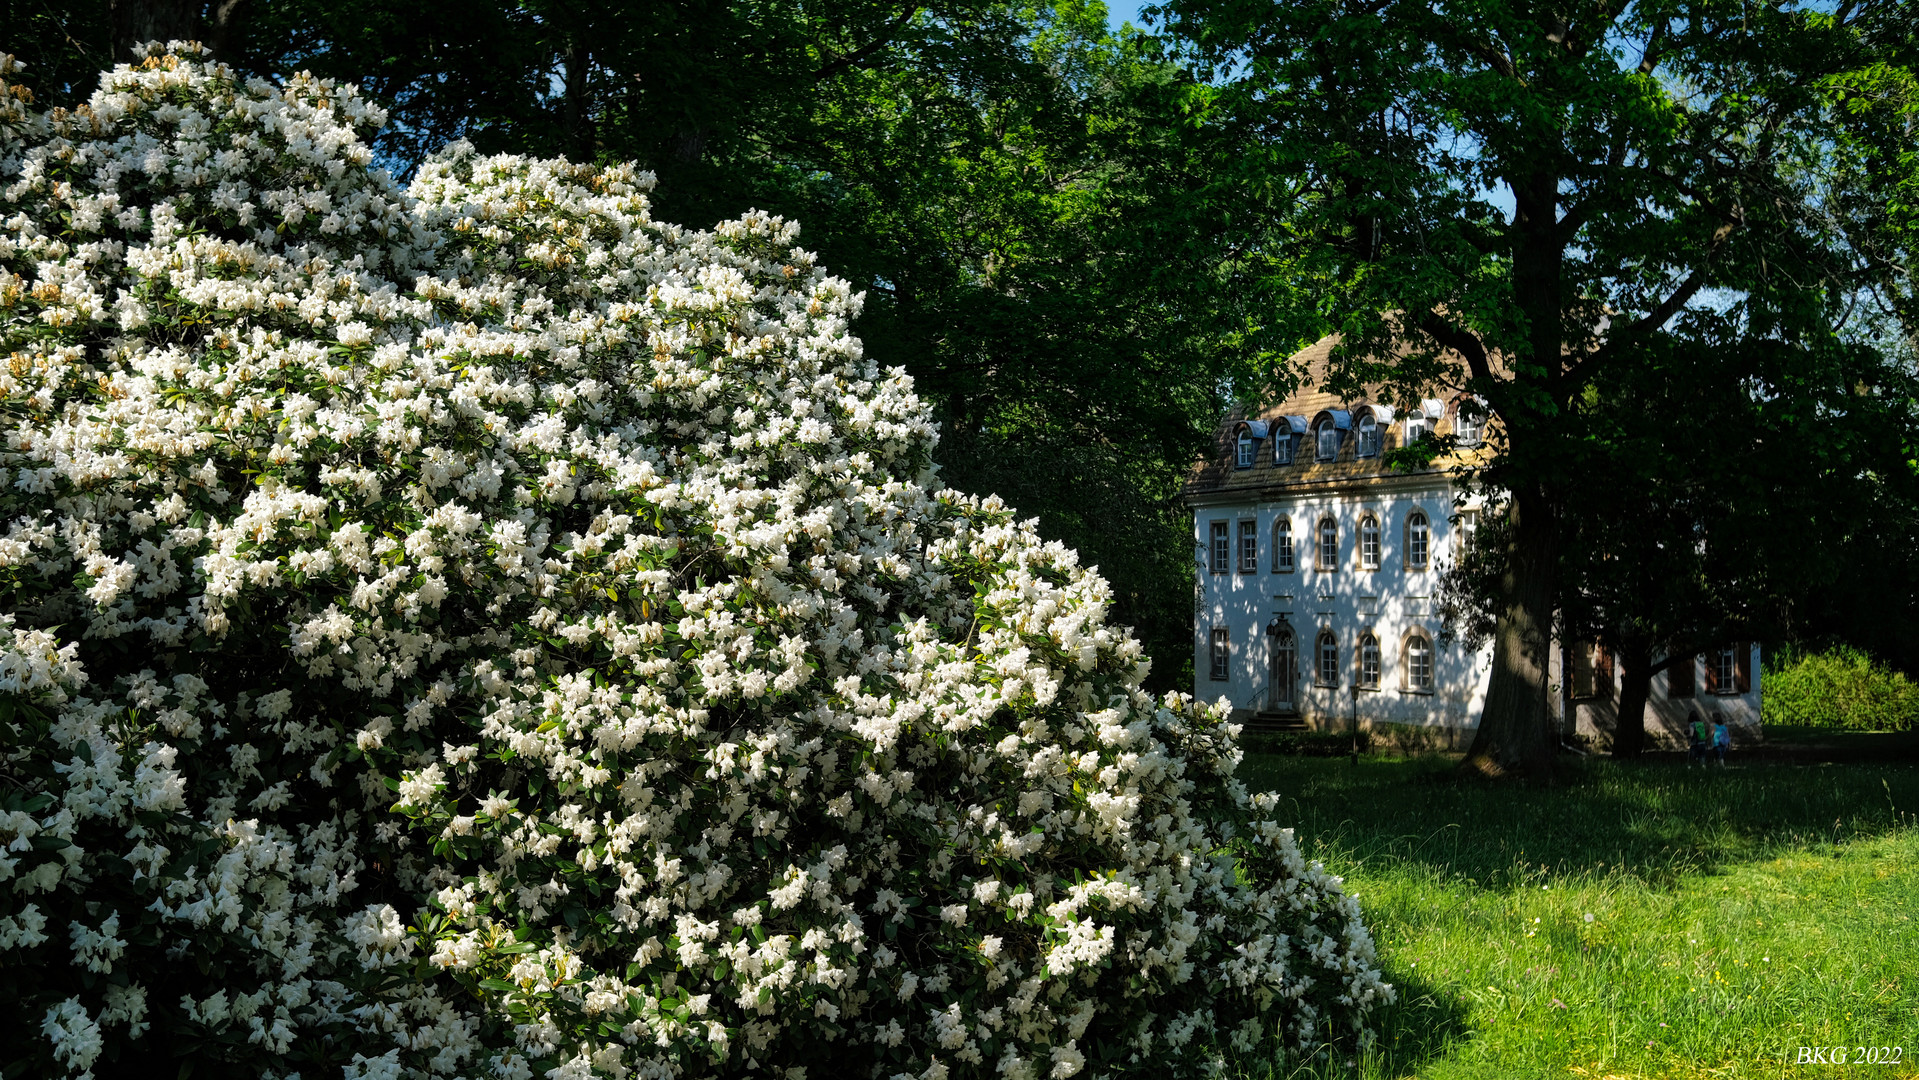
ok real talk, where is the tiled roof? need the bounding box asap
[1183,334,1491,501]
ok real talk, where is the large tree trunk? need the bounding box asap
[1463,486,1558,779]
[562,39,596,163]
[1613,641,1652,758]
[110,0,198,60]
[109,0,247,62]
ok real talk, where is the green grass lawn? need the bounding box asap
[1234,753,1919,1079]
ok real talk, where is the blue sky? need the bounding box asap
[1106,2,1152,32]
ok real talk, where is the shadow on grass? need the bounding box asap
[1236,753,1919,891]
[1233,971,1470,1080]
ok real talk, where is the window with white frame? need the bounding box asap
[1455,399,1485,446]
[1272,518,1294,572]
[1360,632,1380,688]
[1273,431,1294,464]
[1406,632,1433,690]
[1316,420,1339,462]
[1357,414,1379,457]
[1209,521,1228,574]
[1317,517,1338,570]
[1359,514,1381,569]
[1715,647,1737,692]
[1406,411,1430,443]
[1238,519,1258,573]
[1235,430,1255,468]
[1407,511,1429,570]
[1317,630,1339,687]
[1210,628,1229,681]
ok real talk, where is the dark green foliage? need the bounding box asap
[1237,728,1371,757]
[0,0,111,105]
[1157,0,1919,768]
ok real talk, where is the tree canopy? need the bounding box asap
[7,0,1919,756]
[1159,0,1919,772]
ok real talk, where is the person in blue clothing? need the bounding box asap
[1687,710,1708,764]
[1712,716,1731,765]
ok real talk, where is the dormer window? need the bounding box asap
[1406,411,1430,443]
[1357,414,1379,457]
[1274,433,1293,465]
[1235,430,1255,468]
[1316,420,1339,462]
[1455,398,1486,446]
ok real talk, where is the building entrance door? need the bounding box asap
[1268,626,1296,713]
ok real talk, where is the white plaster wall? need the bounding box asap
[1191,481,1493,731]
[1648,645,1762,740]
[1560,646,1764,748]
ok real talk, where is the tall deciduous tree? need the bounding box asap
[1158,0,1919,775]
[1439,331,1919,756]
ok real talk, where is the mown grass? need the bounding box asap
[1234,754,1919,1079]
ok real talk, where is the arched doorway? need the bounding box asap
[1266,619,1296,714]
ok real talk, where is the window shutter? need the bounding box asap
[1596,647,1614,700]
[1667,654,1694,698]
[1734,644,1751,693]
[1703,650,1720,694]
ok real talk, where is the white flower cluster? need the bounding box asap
[0,45,1391,1079]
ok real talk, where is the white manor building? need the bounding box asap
[1183,337,1760,748]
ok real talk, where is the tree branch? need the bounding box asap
[1557,214,1738,392]
[1638,19,1668,74]
[814,7,919,82]
[1416,310,1494,384]
[1564,0,1624,59]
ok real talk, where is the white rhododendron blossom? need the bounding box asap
[0,45,1390,1078]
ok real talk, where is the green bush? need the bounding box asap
[1763,646,1919,732]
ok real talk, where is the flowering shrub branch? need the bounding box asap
[0,44,1390,1079]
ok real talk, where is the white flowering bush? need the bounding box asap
[0,45,1391,1080]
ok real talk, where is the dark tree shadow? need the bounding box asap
[1237,754,1919,892]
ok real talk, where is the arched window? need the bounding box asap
[1316,419,1339,462]
[1317,517,1338,571]
[1359,514,1381,569]
[1317,631,1340,687]
[1236,429,1255,468]
[1273,431,1294,465]
[1357,414,1379,457]
[1406,511,1430,571]
[1360,632,1380,688]
[1454,398,1485,446]
[1271,518,1294,573]
[1405,632,1434,690]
